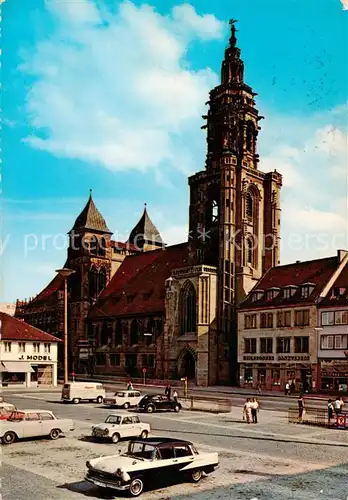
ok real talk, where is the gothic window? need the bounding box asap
[115,321,123,346]
[246,122,255,153]
[212,200,219,223]
[246,236,254,266]
[130,319,139,345]
[246,192,253,220]
[90,235,98,256]
[89,267,98,299]
[145,319,155,346]
[100,322,108,346]
[180,281,197,335]
[98,267,107,294]
[98,237,106,257]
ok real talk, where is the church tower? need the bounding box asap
[188,20,282,384]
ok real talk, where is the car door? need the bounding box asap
[23,412,42,438]
[173,444,195,471]
[131,415,142,435]
[120,416,134,437]
[39,412,55,435]
[134,391,142,405]
[159,395,170,410]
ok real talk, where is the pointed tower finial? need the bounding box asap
[229,18,238,47]
[89,188,92,196]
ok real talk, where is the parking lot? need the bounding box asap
[1,390,348,500]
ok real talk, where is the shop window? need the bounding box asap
[321,335,334,350]
[334,310,348,325]
[294,336,309,353]
[18,342,26,353]
[110,354,120,366]
[276,337,291,353]
[260,338,273,354]
[272,369,280,386]
[321,311,334,326]
[257,368,266,383]
[4,342,11,353]
[95,353,106,366]
[244,338,257,354]
[33,343,40,353]
[44,343,51,354]
[294,309,310,327]
[244,314,256,329]
[244,366,253,384]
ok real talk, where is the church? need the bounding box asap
[16,22,282,386]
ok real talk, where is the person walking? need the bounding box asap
[243,398,252,424]
[251,398,259,424]
[165,384,172,400]
[173,390,178,403]
[334,397,342,416]
[327,399,334,425]
[339,396,344,411]
[285,382,290,396]
[298,395,305,423]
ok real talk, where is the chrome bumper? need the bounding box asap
[86,475,129,491]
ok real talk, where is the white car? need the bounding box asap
[86,437,219,497]
[0,409,75,445]
[92,413,150,443]
[103,390,142,409]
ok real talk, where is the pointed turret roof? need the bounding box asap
[128,204,164,249]
[70,190,111,234]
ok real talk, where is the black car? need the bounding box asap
[137,394,181,413]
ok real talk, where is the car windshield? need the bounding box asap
[126,442,158,460]
[105,415,122,424]
[8,411,25,421]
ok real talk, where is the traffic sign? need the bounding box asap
[142,368,147,373]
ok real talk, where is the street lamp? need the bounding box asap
[56,267,75,384]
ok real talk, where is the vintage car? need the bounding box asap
[137,394,181,413]
[0,408,15,420]
[0,409,75,445]
[103,390,142,409]
[92,414,150,443]
[86,437,219,497]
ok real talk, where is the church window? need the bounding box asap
[180,281,197,335]
[89,267,98,299]
[246,236,253,266]
[115,321,123,346]
[90,235,98,256]
[100,322,108,346]
[98,267,107,294]
[98,237,106,257]
[246,193,253,219]
[130,319,139,345]
[246,121,255,152]
[145,319,155,346]
[212,200,219,223]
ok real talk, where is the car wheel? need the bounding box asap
[49,428,60,440]
[123,402,130,409]
[174,404,180,412]
[140,430,148,439]
[111,433,120,444]
[3,431,16,445]
[191,469,203,482]
[96,396,103,404]
[72,398,80,404]
[129,477,144,497]
[146,405,154,413]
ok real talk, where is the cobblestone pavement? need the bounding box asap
[1,392,347,499]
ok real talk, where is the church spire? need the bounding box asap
[221,19,244,85]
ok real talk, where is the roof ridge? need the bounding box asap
[1,312,63,342]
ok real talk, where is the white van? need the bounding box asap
[61,382,106,404]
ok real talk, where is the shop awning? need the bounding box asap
[1,362,34,373]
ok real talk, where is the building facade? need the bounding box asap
[0,312,60,387]
[238,251,348,392]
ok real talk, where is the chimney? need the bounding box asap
[337,249,348,263]
[296,260,301,263]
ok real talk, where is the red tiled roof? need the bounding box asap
[89,243,189,319]
[319,260,348,307]
[111,240,139,252]
[0,312,62,342]
[240,256,339,310]
[28,273,65,305]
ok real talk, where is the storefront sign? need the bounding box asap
[18,355,52,361]
[278,355,310,361]
[243,356,275,361]
[243,355,310,362]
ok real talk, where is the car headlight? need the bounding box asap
[103,429,109,435]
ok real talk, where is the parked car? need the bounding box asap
[0,409,75,445]
[137,395,181,413]
[103,391,142,409]
[92,414,150,443]
[61,382,106,404]
[85,437,219,497]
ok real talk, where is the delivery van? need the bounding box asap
[61,382,106,404]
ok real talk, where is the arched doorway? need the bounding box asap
[181,351,196,380]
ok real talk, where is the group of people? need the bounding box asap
[165,384,178,402]
[297,394,345,423]
[243,398,260,424]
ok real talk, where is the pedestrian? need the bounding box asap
[165,384,172,400]
[243,398,252,424]
[339,396,344,411]
[334,397,342,415]
[127,380,133,390]
[173,390,178,403]
[251,397,259,423]
[298,395,305,423]
[291,380,295,394]
[327,399,334,424]
[285,382,290,396]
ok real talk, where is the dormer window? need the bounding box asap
[283,285,298,299]
[333,287,346,297]
[251,290,264,302]
[301,283,315,299]
[267,287,280,300]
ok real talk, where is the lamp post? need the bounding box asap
[56,268,75,384]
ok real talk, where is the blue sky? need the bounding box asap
[1,0,347,302]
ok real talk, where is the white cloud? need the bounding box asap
[161,224,188,246]
[22,1,221,173]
